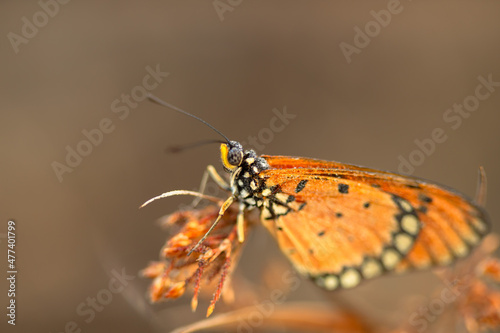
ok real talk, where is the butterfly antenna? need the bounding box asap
[166,139,225,154]
[147,94,231,144]
[139,190,223,208]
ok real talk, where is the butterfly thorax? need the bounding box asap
[230,150,270,209]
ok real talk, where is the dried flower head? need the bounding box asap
[142,203,256,317]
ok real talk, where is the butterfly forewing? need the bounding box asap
[257,155,489,290]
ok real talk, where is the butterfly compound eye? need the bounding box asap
[221,141,243,171]
[228,148,243,166]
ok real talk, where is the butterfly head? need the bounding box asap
[220,141,244,172]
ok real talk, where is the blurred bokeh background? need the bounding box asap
[1,1,499,332]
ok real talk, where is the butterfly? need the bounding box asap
[143,94,490,292]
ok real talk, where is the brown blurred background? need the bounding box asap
[1,1,500,332]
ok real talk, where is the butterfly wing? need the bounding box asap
[257,155,489,290]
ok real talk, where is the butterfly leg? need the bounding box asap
[192,165,231,207]
[236,202,246,243]
[188,195,235,256]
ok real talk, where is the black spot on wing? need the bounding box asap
[419,194,433,203]
[295,180,308,193]
[338,183,349,194]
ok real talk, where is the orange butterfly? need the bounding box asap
[143,95,490,292]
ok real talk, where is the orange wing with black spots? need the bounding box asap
[258,155,489,290]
